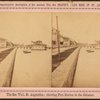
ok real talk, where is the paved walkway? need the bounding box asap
[73,47,100,87]
[0,47,13,52]
[11,48,51,87]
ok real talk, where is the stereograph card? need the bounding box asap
[0,0,100,99]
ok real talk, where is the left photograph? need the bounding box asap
[0,12,51,87]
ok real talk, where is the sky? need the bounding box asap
[0,12,51,46]
[53,12,100,44]
[0,12,100,45]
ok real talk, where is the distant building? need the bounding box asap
[0,37,13,48]
[95,40,100,49]
[6,41,14,47]
[31,40,47,50]
[35,41,42,45]
[52,28,58,48]
[60,36,77,47]
[61,36,71,47]
[52,28,77,48]
[70,40,77,46]
[0,38,7,48]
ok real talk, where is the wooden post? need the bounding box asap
[56,16,60,62]
[51,13,53,50]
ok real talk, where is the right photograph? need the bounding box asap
[51,12,100,87]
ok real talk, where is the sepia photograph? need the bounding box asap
[0,0,100,98]
[0,12,51,87]
[52,12,100,87]
[1,12,100,88]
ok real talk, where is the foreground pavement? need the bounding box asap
[11,48,51,87]
[73,47,100,87]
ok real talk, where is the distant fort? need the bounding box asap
[20,40,47,50]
